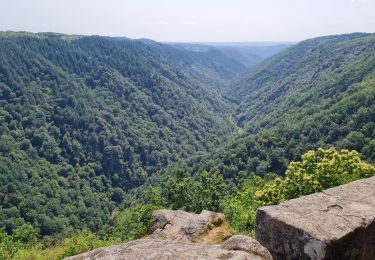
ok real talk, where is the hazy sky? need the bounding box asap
[1,0,374,42]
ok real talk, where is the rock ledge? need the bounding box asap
[66,210,272,260]
[256,176,375,260]
[149,209,233,243]
[66,235,272,260]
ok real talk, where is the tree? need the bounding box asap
[163,169,228,213]
[113,204,159,242]
[255,148,375,205]
[342,131,366,151]
[0,228,19,260]
[163,169,195,211]
[12,223,39,246]
[222,175,265,236]
[191,171,228,212]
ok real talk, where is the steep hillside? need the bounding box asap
[169,33,375,182]
[0,32,237,236]
[230,33,375,123]
[142,40,247,82]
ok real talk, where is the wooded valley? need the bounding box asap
[0,32,374,259]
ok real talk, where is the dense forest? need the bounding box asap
[0,31,249,238]
[0,32,374,259]
[161,33,375,182]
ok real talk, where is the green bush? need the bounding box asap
[256,148,375,205]
[222,176,265,237]
[59,230,111,259]
[0,224,39,260]
[113,204,160,242]
[14,230,111,260]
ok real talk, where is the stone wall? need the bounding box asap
[256,176,375,260]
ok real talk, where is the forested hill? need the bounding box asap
[229,33,375,122]
[168,42,292,69]
[168,33,375,183]
[140,39,248,82]
[0,32,244,236]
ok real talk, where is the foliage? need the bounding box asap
[0,32,235,238]
[163,169,228,213]
[0,228,19,260]
[172,33,375,184]
[256,148,375,205]
[58,230,111,259]
[14,230,111,260]
[221,175,265,237]
[0,224,39,259]
[113,204,160,242]
[222,148,375,236]
[9,204,158,259]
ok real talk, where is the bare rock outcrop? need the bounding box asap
[148,209,233,243]
[66,210,272,260]
[256,176,375,260]
[66,235,272,260]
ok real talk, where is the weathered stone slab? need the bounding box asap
[256,176,375,260]
[66,235,272,260]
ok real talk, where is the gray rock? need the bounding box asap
[256,176,375,260]
[149,209,233,243]
[66,238,270,260]
[221,235,273,260]
[66,210,273,260]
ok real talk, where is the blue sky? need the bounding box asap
[1,0,374,42]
